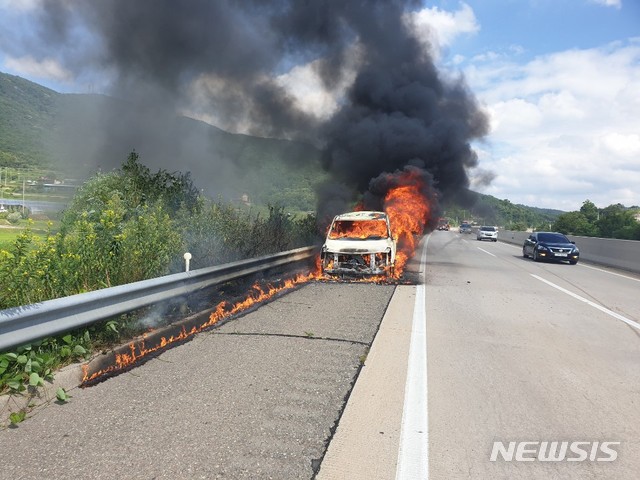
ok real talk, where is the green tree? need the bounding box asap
[121,151,201,214]
[597,204,635,239]
[580,199,599,223]
[60,150,200,231]
[552,211,598,236]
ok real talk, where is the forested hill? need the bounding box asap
[0,71,325,210]
[468,193,564,229]
[0,72,57,168]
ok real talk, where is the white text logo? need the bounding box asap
[490,441,620,462]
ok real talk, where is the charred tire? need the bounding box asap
[523,248,528,258]
[533,250,540,262]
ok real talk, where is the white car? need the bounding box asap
[477,226,498,242]
[320,211,396,276]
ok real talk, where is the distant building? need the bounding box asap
[43,183,78,193]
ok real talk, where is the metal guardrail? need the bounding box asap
[0,246,316,352]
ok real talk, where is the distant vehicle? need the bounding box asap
[437,219,450,231]
[522,232,580,265]
[459,223,472,234]
[477,226,498,242]
[320,211,396,276]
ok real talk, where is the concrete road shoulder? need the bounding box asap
[317,285,416,479]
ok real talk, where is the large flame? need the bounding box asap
[328,219,389,239]
[383,171,431,276]
[321,170,431,280]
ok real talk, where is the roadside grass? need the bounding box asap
[2,191,72,202]
[0,229,19,245]
[0,218,57,230]
[0,219,57,246]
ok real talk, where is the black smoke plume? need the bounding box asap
[20,0,489,227]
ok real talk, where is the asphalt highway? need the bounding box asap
[426,231,640,479]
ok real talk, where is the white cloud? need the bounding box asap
[589,0,622,9]
[467,41,640,210]
[274,53,359,120]
[600,133,640,157]
[4,55,73,83]
[488,99,542,135]
[407,2,479,57]
[0,0,41,11]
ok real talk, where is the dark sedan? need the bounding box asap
[522,232,580,265]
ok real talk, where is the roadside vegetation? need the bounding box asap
[551,200,640,240]
[0,151,320,399]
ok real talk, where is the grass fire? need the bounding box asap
[81,272,318,385]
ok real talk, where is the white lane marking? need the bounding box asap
[531,274,640,331]
[477,247,496,257]
[396,236,429,480]
[578,263,640,283]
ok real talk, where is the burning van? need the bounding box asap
[320,211,396,277]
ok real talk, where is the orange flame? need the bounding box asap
[384,172,431,276]
[328,219,389,239]
[82,272,318,384]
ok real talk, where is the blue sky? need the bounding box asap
[0,0,638,211]
[440,0,639,59]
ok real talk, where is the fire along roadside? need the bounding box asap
[490,441,620,462]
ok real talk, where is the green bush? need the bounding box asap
[6,212,21,224]
[177,202,319,270]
